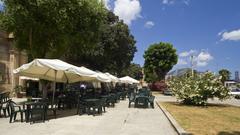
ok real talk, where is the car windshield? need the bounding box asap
[231,89,240,92]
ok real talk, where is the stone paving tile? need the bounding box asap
[0,99,177,135]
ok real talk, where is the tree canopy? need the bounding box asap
[65,11,137,76]
[121,63,142,80]
[218,69,231,83]
[0,1,137,76]
[144,42,178,82]
[0,0,107,59]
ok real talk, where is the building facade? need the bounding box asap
[0,31,28,93]
[235,71,239,82]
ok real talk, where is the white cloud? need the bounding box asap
[219,29,240,41]
[162,0,175,5]
[196,61,208,67]
[218,30,226,36]
[195,51,213,67]
[177,59,188,65]
[179,52,189,57]
[197,51,213,62]
[183,0,190,5]
[179,50,197,57]
[102,0,111,9]
[162,0,190,5]
[113,0,141,25]
[144,21,155,28]
[178,50,213,67]
[162,0,168,4]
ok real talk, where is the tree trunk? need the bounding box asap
[29,28,34,59]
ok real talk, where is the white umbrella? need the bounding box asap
[95,71,111,83]
[70,67,112,82]
[120,76,139,84]
[13,59,92,83]
[19,76,39,81]
[67,66,100,82]
[105,72,119,82]
[13,59,98,101]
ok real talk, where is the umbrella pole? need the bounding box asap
[52,70,56,103]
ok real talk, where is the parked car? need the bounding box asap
[235,95,240,99]
[163,89,173,96]
[229,89,240,99]
[149,80,167,91]
[230,88,240,95]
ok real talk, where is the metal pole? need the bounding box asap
[190,55,194,77]
[52,70,56,103]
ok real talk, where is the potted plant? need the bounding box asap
[27,96,32,101]
[14,85,24,98]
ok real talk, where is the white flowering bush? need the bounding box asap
[168,72,230,105]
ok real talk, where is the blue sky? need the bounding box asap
[105,0,240,74]
[1,0,240,74]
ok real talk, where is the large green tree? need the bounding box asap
[218,69,231,83]
[0,1,136,76]
[121,63,142,80]
[144,42,178,82]
[0,0,107,59]
[65,11,137,75]
[98,12,136,75]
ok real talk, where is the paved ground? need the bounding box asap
[208,97,240,107]
[154,92,240,107]
[0,98,177,135]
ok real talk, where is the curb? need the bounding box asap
[156,102,190,135]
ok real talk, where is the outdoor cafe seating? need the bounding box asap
[1,59,143,124]
[76,89,126,116]
[0,97,57,123]
[75,86,145,116]
[1,85,146,124]
[29,102,47,123]
[0,92,11,117]
[8,100,25,123]
[128,88,155,108]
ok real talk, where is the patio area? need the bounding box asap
[0,99,177,135]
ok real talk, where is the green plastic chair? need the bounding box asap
[77,97,87,115]
[148,96,155,108]
[90,100,103,116]
[128,93,136,108]
[100,98,107,112]
[107,94,116,107]
[0,100,11,117]
[29,102,47,124]
[135,96,148,108]
[9,100,25,123]
[47,101,58,119]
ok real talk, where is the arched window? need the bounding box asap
[0,62,5,83]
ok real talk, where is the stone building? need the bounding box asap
[0,31,28,93]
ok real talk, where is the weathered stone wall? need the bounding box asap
[0,31,28,93]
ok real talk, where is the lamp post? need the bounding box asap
[190,55,194,77]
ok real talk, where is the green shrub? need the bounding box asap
[14,85,25,94]
[167,72,230,105]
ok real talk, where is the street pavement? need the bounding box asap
[154,92,240,107]
[0,98,177,135]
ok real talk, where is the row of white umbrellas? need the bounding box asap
[13,59,140,84]
[13,59,140,102]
